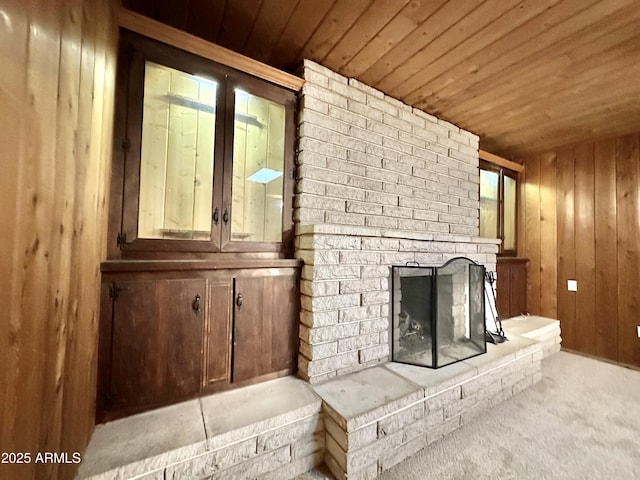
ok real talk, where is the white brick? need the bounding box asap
[348,78,384,98]
[300,310,338,328]
[328,105,367,128]
[338,333,380,353]
[358,343,389,363]
[329,78,367,103]
[339,251,381,265]
[339,305,381,323]
[365,215,398,229]
[304,60,347,84]
[348,98,383,122]
[302,265,360,281]
[299,340,338,361]
[367,95,399,117]
[325,211,366,226]
[303,83,348,108]
[339,278,382,294]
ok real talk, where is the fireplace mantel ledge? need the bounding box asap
[296,223,501,246]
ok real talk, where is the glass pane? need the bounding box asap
[503,175,517,251]
[138,61,217,240]
[232,90,285,243]
[479,169,499,239]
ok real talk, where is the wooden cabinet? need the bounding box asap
[97,261,300,422]
[496,257,528,319]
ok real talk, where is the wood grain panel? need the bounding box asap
[361,0,480,88]
[340,0,447,78]
[217,0,263,53]
[323,0,411,72]
[243,0,299,63]
[268,0,337,69]
[574,142,596,355]
[388,0,520,99]
[0,0,117,478]
[538,152,557,319]
[593,138,618,361]
[524,154,541,316]
[402,0,562,105]
[555,149,576,350]
[186,0,226,44]
[616,134,640,367]
[300,0,373,62]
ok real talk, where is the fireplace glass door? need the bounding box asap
[392,257,486,368]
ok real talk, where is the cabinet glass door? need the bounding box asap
[137,62,217,241]
[230,89,285,243]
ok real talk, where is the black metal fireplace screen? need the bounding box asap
[391,257,486,369]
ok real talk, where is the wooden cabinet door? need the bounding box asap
[232,272,299,383]
[103,278,205,418]
[204,281,232,386]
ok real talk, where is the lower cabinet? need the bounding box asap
[496,257,528,319]
[97,263,300,422]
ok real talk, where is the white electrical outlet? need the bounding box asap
[637,326,640,338]
[567,280,578,292]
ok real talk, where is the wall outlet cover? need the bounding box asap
[637,326,640,338]
[567,280,578,292]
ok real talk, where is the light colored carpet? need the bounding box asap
[298,351,640,479]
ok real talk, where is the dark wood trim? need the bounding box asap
[101,258,302,272]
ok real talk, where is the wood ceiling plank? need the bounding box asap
[340,0,448,78]
[483,102,640,155]
[481,80,640,146]
[153,0,190,30]
[216,0,264,53]
[359,0,481,87]
[187,0,226,44]
[268,0,337,69]
[402,0,563,105]
[463,33,640,129]
[437,8,640,122]
[417,0,637,114]
[242,0,299,63]
[383,0,522,99]
[321,0,412,72]
[410,0,601,110]
[299,0,373,63]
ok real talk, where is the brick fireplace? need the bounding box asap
[294,60,500,384]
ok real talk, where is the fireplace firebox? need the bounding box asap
[391,257,486,368]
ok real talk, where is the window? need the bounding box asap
[479,160,518,255]
[114,31,296,255]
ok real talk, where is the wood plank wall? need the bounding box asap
[0,1,117,479]
[518,131,640,368]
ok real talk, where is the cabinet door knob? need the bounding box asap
[213,207,219,225]
[236,293,243,308]
[223,208,229,224]
[192,294,201,314]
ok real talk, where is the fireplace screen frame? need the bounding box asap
[391,257,487,369]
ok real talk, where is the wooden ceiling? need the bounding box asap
[122,0,640,156]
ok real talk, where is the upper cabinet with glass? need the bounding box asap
[111,31,296,258]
